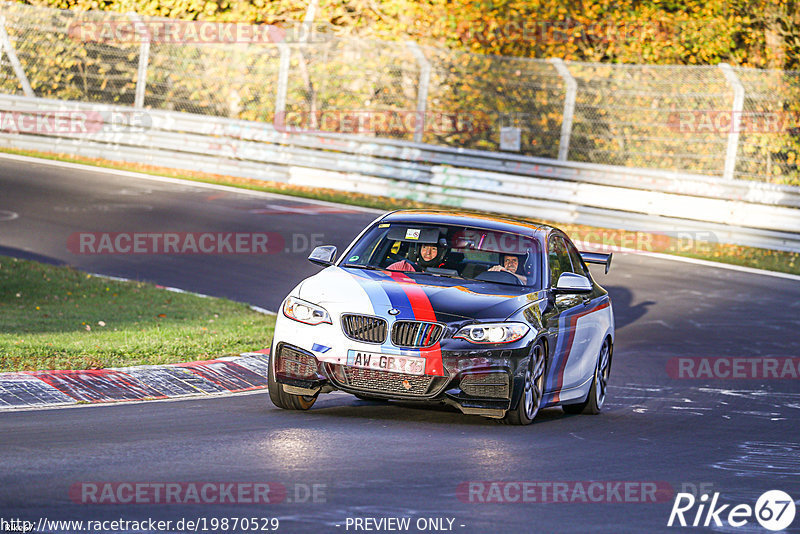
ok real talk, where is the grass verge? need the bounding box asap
[0,257,275,372]
[1,147,798,276]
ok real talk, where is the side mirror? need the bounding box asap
[308,245,337,266]
[554,272,592,293]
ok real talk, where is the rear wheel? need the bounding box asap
[502,341,546,425]
[563,338,611,415]
[267,356,317,410]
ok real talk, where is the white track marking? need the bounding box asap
[2,152,798,281]
[0,152,382,214]
[0,209,19,221]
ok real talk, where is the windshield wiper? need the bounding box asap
[414,271,465,280]
[343,264,465,281]
[341,263,383,271]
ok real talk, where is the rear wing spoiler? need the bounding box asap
[580,252,612,274]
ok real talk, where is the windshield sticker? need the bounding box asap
[405,229,421,240]
[348,255,359,262]
[378,223,390,228]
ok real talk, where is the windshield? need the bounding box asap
[340,222,543,289]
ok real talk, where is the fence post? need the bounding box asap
[719,63,744,181]
[128,13,150,109]
[0,15,34,97]
[406,41,430,144]
[548,58,576,161]
[274,43,290,129]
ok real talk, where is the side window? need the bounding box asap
[548,236,573,286]
[565,239,590,278]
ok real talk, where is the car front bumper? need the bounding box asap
[271,339,536,418]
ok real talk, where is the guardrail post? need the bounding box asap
[406,41,430,144]
[719,63,744,181]
[129,13,150,109]
[548,58,577,161]
[0,15,34,97]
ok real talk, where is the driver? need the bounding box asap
[388,241,446,272]
[488,253,527,283]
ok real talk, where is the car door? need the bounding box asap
[543,234,585,399]
[561,237,607,390]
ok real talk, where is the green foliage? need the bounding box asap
[19,0,799,68]
[0,257,275,371]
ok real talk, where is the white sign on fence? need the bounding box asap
[500,127,521,152]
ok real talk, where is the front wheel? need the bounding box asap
[563,338,611,415]
[268,356,317,410]
[502,341,546,425]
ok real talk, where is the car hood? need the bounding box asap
[297,266,543,322]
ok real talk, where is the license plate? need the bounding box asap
[346,350,425,376]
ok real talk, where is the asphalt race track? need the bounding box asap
[1,154,799,534]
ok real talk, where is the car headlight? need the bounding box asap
[282,296,331,325]
[454,322,529,344]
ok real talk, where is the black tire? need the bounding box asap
[501,341,546,425]
[267,355,317,410]
[563,337,611,415]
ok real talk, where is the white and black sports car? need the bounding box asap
[268,210,614,425]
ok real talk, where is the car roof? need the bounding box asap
[379,209,552,237]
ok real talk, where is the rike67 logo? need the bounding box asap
[668,490,796,531]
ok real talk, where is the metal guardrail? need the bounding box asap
[1,94,799,252]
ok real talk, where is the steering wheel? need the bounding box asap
[475,269,523,285]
